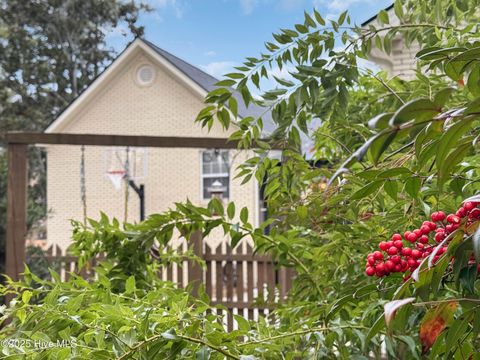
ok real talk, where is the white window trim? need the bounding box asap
[200,150,231,201]
[134,63,157,87]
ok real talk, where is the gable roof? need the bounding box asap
[45,38,274,134]
[361,4,394,26]
[144,40,275,133]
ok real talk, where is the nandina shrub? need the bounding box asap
[366,200,480,280]
[198,0,480,356]
[3,0,480,358]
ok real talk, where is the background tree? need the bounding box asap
[3,0,480,358]
[0,0,150,273]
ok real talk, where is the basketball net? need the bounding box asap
[106,170,126,190]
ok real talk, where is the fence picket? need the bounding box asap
[205,244,212,298]
[215,244,223,303]
[28,235,295,331]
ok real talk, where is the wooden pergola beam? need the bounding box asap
[6,144,28,283]
[3,132,280,149]
[3,131,281,303]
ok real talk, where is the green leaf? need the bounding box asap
[451,46,480,61]
[468,67,480,96]
[338,11,347,25]
[394,0,404,18]
[225,72,245,79]
[368,130,398,163]
[459,265,476,294]
[161,329,180,341]
[384,180,398,200]
[438,140,472,188]
[397,335,419,359]
[215,79,236,87]
[314,9,325,25]
[125,275,136,294]
[444,60,466,81]
[56,348,72,360]
[473,226,480,264]
[390,98,439,125]
[296,205,308,219]
[231,231,244,248]
[16,308,26,324]
[227,202,235,220]
[367,112,393,130]
[196,347,211,360]
[234,314,250,332]
[304,11,316,28]
[378,9,389,24]
[228,97,238,118]
[377,167,411,178]
[325,294,353,322]
[405,177,421,198]
[436,118,473,174]
[350,180,382,200]
[416,47,465,61]
[295,24,308,33]
[364,314,385,350]
[209,198,225,216]
[465,96,480,114]
[383,33,392,54]
[22,290,32,304]
[445,312,473,354]
[240,207,249,223]
[66,293,84,312]
[433,87,455,107]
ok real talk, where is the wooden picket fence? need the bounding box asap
[33,236,295,331]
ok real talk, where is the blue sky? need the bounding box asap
[108,0,392,79]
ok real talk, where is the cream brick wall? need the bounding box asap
[46,49,258,250]
[366,8,419,80]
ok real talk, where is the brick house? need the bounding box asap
[44,38,271,250]
[363,4,418,79]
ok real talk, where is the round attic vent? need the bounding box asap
[135,64,156,86]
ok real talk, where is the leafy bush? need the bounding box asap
[3,0,480,358]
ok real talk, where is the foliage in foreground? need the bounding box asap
[3,0,480,358]
[0,232,360,359]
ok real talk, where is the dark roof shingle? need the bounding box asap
[143,39,275,134]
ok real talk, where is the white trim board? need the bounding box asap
[45,39,209,133]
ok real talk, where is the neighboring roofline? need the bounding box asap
[143,39,218,94]
[361,4,394,27]
[45,38,210,133]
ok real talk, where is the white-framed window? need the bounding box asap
[201,150,230,199]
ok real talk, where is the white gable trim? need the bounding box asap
[45,38,209,133]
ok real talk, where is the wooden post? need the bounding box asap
[188,231,203,297]
[6,144,28,283]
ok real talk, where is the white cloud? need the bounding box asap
[267,65,295,81]
[240,0,259,14]
[147,0,185,18]
[200,61,238,79]
[241,0,304,14]
[278,0,304,10]
[204,50,217,57]
[313,0,380,12]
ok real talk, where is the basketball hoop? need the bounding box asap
[103,147,147,190]
[106,170,126,190]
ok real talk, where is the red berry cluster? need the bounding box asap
[365,201,480,279]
